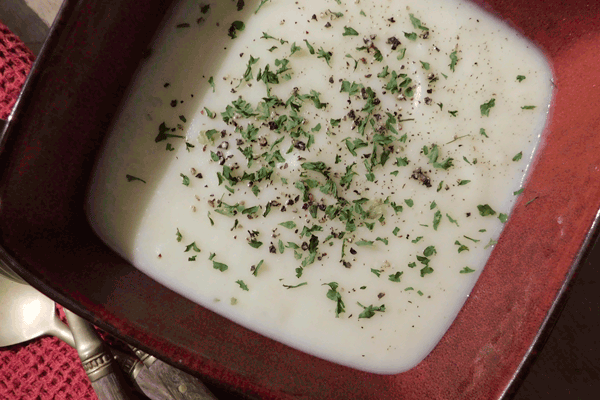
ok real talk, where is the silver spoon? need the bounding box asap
[0,266,134,400]
[0,262,217,399]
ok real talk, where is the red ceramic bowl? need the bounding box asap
[1,0,599,399]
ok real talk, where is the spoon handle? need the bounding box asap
[131,346,218,400]
[64,309,135,400]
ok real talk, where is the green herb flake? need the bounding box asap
[526,196,539,206]
[484,238,498,249]
[252,259,264,276]
[460,266,476,274]
[371,268,382,277]
[255,0,271,14]
[184,242,201,253]
[376,237,389,245]
[521,105,536,110]
[463,235,479,243]
[516,75,526,82]
[324,282,345,318]
[279,221,297,229]
[480,98,496,116]
[433,210,442,230]
[420,266,434,277]
[498,213,508,223]
[409,13,429,31]
[356,240,374,246]
[446,214,459,227]
[449,50,458,72]
[512,152,523,161]
[180,173,190,186]
[480,128,489,138]
[388,271,403,282]
[303,39,315,54]
[378,66,390,78]
[411,236,423,243]
[236,280,249,291]
[477,204,496,216]
[458,180,471,186]
[404,32,417,41]
[125,174,146,183]
[514,188,524,195]
[228,21,245,39]
[283,282,308,289]
[357,302,386,319]
[420,61,430,70]
[455,240,469,253]
[248,240,263,249]
[343,26,359,36]
[176,228,182,242]
[213,261,229,272]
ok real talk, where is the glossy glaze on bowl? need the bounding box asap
[1,0,599,398]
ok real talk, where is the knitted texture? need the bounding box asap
[0,21,35,120]
[0,22,97,400]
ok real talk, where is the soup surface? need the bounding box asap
[87,0,552,373]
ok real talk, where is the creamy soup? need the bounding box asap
[87,0,552,373]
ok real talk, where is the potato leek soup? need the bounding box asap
[87,0,552,373]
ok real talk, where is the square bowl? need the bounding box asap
[1,0,599,398]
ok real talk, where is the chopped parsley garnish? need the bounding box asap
[480,98,496,116]
[357,302,386,319]
[449,50,458,72]
[180,173,190,186]
[212,261,228,272]
[251,260,264,276]
[512,151,523,161]
[317,47,333,67]
[455,240,469,253]
[521,105,536,110]
[184,242,201,252]
[228,21,245,39]
[498,213,508,223]
[279,221,297,229]
[409,14,429,31]
[514,188,524,195]
[255,0,271,14]
[236,280,249,291]
[324,282,345,317]
[388,271,403,282]
[126,174,146,183]
[283,282,308,289]
[477,204,496,216]
[404,32,417,41]
[342,26,359,36]
[460,267,476,274]
[516,75,526,82]
[303,39,315,54]
[176,228,182,242]
[433,210,442,230]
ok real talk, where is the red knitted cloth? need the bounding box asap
[0,21,97,400]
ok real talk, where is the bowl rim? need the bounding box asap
[2,0,600,398]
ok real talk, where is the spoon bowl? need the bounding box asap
[0,268,74,348]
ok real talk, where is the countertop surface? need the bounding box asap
[1,1,599,399]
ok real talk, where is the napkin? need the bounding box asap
[0,20,97,400]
